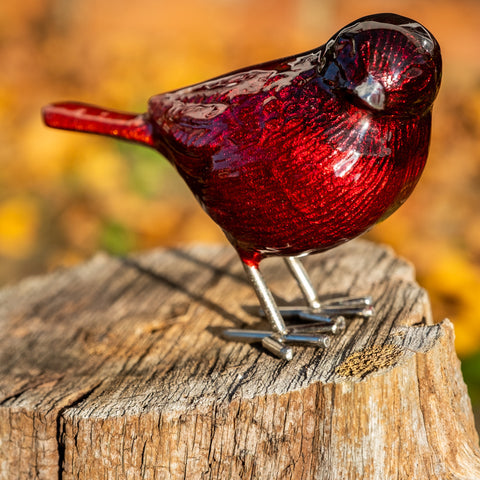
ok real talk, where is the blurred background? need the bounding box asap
[2,0,480,406]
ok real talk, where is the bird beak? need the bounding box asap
[354,75,385,110]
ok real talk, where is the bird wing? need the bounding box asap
[147,51,319,164]
[148,69,281,153]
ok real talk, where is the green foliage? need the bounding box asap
[100,220,136,256]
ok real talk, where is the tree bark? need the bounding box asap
[0,239,479,479]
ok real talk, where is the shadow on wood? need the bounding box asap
[0,239,479,479]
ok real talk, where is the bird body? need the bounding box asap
[43,13,441,268]
[147,50,432,266]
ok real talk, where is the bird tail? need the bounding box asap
[41,102,155,147]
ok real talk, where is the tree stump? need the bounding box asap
[0,239,479,479]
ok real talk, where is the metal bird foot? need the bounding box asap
[222,256,373,359]
[223,316,346,361]
[275,297,374,319]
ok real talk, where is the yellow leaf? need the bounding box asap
[0,197,38,258]
[74,147,128,195]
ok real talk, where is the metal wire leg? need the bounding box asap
[284,256,321,309]
[242,262,288,335]
[222,259,345,360]
[283,256,374,317]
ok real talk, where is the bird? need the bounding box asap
[42,13,442,359]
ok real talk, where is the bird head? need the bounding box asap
[318,13,442,116]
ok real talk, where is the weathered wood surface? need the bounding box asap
[0,239,479,479]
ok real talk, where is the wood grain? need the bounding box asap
[0,239,479,479]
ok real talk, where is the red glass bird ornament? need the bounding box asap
[42,13,442,359]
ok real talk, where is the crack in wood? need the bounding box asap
[56,381,104,479]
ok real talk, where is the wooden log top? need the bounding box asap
[0,240,432,404]
[0,239,479,479]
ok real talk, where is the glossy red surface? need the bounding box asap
[43,13,442,268]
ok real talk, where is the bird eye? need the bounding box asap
[404,66,423,80]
